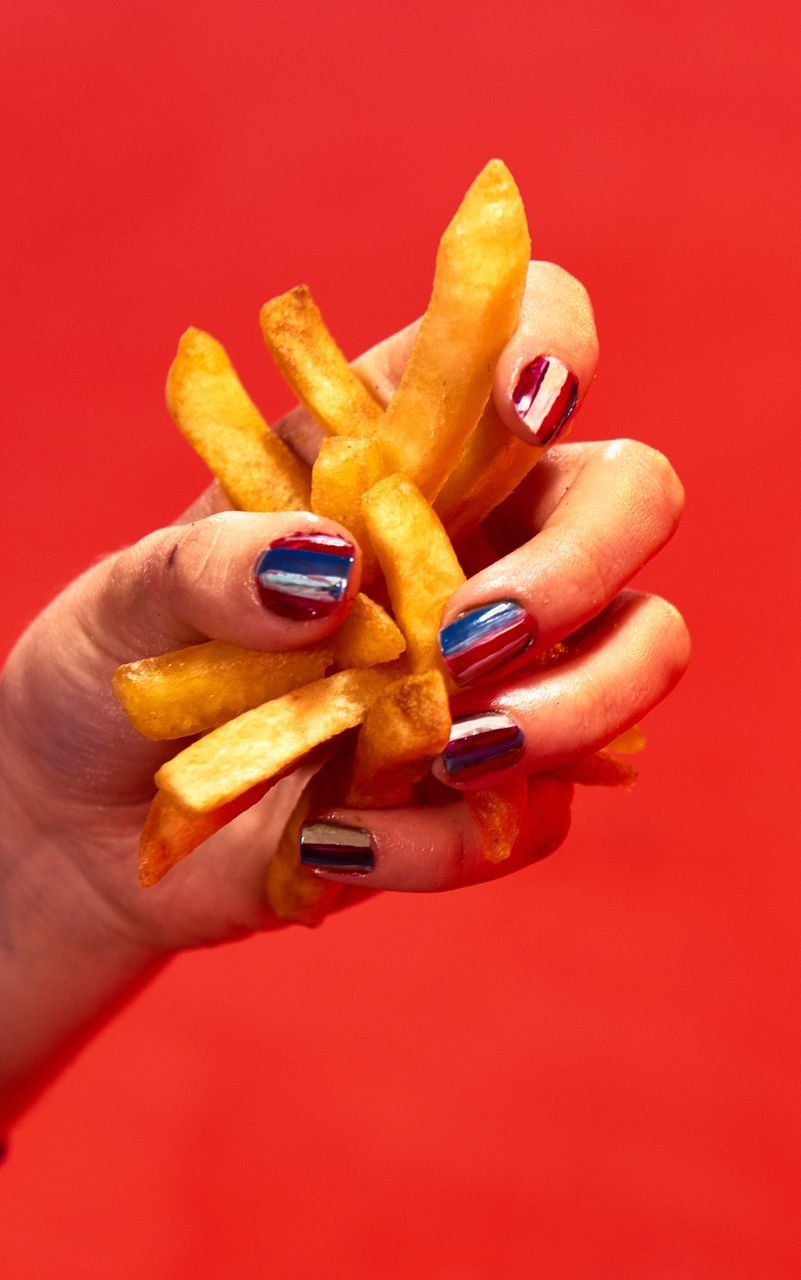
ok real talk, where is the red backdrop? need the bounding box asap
[2,2,800,1276]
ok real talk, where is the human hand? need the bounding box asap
[0,261,688,956]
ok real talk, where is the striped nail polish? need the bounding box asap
[255,531,355,620]
[512,356,578,445]
[441,711,525,782]
[300,820,375,873]
[439,600,537,685]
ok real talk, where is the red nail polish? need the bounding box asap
[512,356,578,445]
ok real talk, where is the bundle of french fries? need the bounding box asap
[114,159,639,926]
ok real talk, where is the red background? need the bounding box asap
[2,2,800,1276]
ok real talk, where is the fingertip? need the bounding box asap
[492,260,599,447]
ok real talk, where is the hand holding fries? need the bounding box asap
[1,163,688,955]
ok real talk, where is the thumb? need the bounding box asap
[88,509,361,660]
[4,510,360,806]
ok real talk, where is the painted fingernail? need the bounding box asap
[439,600,537,685]
[440,711,525,782]
[512,356,578,445]
[300,820,374,873]
[254,531,355,621]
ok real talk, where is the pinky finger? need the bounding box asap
[299,773,574,893]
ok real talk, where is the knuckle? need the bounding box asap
[605,439,686,533]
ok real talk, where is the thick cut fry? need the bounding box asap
[332,593,406,667]
[465,779,527,864]
[113,595,404,741]
[265,769,342,927]
[549,752,639,788]
[139,783,269,887]
[436,402,546,540]
[156,666,397,815]
[115,643,333,741]
[346,670,451,807]
[362,474,465,674]
[311,437,388,580]
[167,327,310,511]
[260,285,384,439]
[374,160,530,500]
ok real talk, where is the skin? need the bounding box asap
[0,262,689,1129]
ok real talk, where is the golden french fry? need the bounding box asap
[139,783,269,887]
[265,769,342,927]
[374,160,530,500]
[435,401,545,540]
[113,595,404,741]
[346,670,451,807]
[115,643,333,741]
[548,753,639,788]
[362,474,465,674]
[167,327,310,512]
[604,725,646,754]
[331,593,406,667]
[260,285,384,439]
[156,665,397,815]
[465,780,527,864]
[311,436,388,580]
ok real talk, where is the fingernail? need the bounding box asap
[512,356,578,445]
[300,820,374,873]
[440,711,525,782]
[255,531,355,620]
[439,600,537,685]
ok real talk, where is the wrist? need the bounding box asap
[0,779,165,1130]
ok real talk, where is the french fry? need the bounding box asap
[139,783,270,887]
[167,327,310,511]
[332,593,406,667]
[156,665,397,815]
[311,436,388,580]
[265,768,343,926]
[346,670,451,807]
[548,753,639,788]
[260,285,384,439]
[115,643,333,741]
[435,401,546,540]
[465,779,527,864]
[113,595,405,741]
[373,159,530,500]
[362,474,465,674]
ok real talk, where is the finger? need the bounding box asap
[439,439,685,686]
[84,509,362,662]
[492,261,599,446]
[434,590,691,789]
[296,772,573,892]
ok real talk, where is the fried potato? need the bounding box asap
[436,401,545,540]
[264,769,342,926]
[115,643,333,741]
[465,780,527,864]
[114,595,404,741]
[311,436,388,580]
[332,593,406,667]
[548,752,638,788]
[346,670,451,807]
[260,285,384,439]
[167,327,310,511]
[373,160,530,500]
[139,783,269,887]
[362,474,465,675]
[156,665,397,815]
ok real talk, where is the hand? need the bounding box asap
[0,261,688,1123]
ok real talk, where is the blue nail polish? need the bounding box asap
[255,531,354,621]
[441,711,525,781]
[439,600,537,685]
